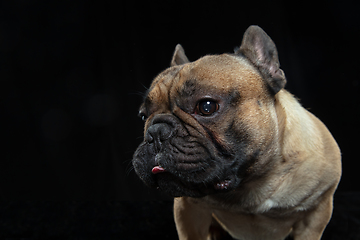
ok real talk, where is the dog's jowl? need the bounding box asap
[133,25,341,240]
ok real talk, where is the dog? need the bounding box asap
[132,25,341,240]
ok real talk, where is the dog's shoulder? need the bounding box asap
[275,89,340,163]
[274,90,341,204]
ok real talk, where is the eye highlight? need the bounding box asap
[138,111,148,122]
[196,100,219,116]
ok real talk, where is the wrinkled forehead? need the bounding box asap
[144,54,264,108]
[144,65,182,107]
[177,54,262,93]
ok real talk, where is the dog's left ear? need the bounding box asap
[171,44,190,66]
[236,25,286,94]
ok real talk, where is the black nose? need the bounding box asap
[145,123,173,151]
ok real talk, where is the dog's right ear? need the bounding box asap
[171,44,190,66]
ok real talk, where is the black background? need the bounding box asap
[2,1,360,239]
[2,0,360,201]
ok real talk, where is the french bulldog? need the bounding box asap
[132,25,341,240]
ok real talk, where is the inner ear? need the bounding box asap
[171,44,190,66]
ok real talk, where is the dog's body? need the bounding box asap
[133,26,341,240]
[173,87,340,240]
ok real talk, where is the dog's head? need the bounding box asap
[132,26,286,197]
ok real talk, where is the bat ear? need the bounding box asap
[171,44,190,66]
[236,25,286,94]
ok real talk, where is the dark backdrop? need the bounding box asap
[2,0,360,200]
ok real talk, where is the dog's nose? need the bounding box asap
[145,123,172,151]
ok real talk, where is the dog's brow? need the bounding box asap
[179,79,198,97]
[229,90,241,106]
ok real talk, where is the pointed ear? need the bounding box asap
[171,44,190,66]
[236,25,286,94]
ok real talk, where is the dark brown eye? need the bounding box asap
[197,100,219,116]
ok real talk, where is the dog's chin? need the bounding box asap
[154,173,209,198]
[153,171,239,198]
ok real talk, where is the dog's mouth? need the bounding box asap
[151,162,205,174]
[133,126,240,197]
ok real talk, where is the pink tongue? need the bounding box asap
[152,166,166,174]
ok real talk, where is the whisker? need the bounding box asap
[126,165,135,176]
[128,91,146,97]
[136,136,144,140]
[123,159,136,176]
[139,82,149,91]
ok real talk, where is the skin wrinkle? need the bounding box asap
[201,124,234,159]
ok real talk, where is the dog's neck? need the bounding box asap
[275,90,322,162]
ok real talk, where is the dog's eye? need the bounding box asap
[138,111,148,122]
[197,100,219,116]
